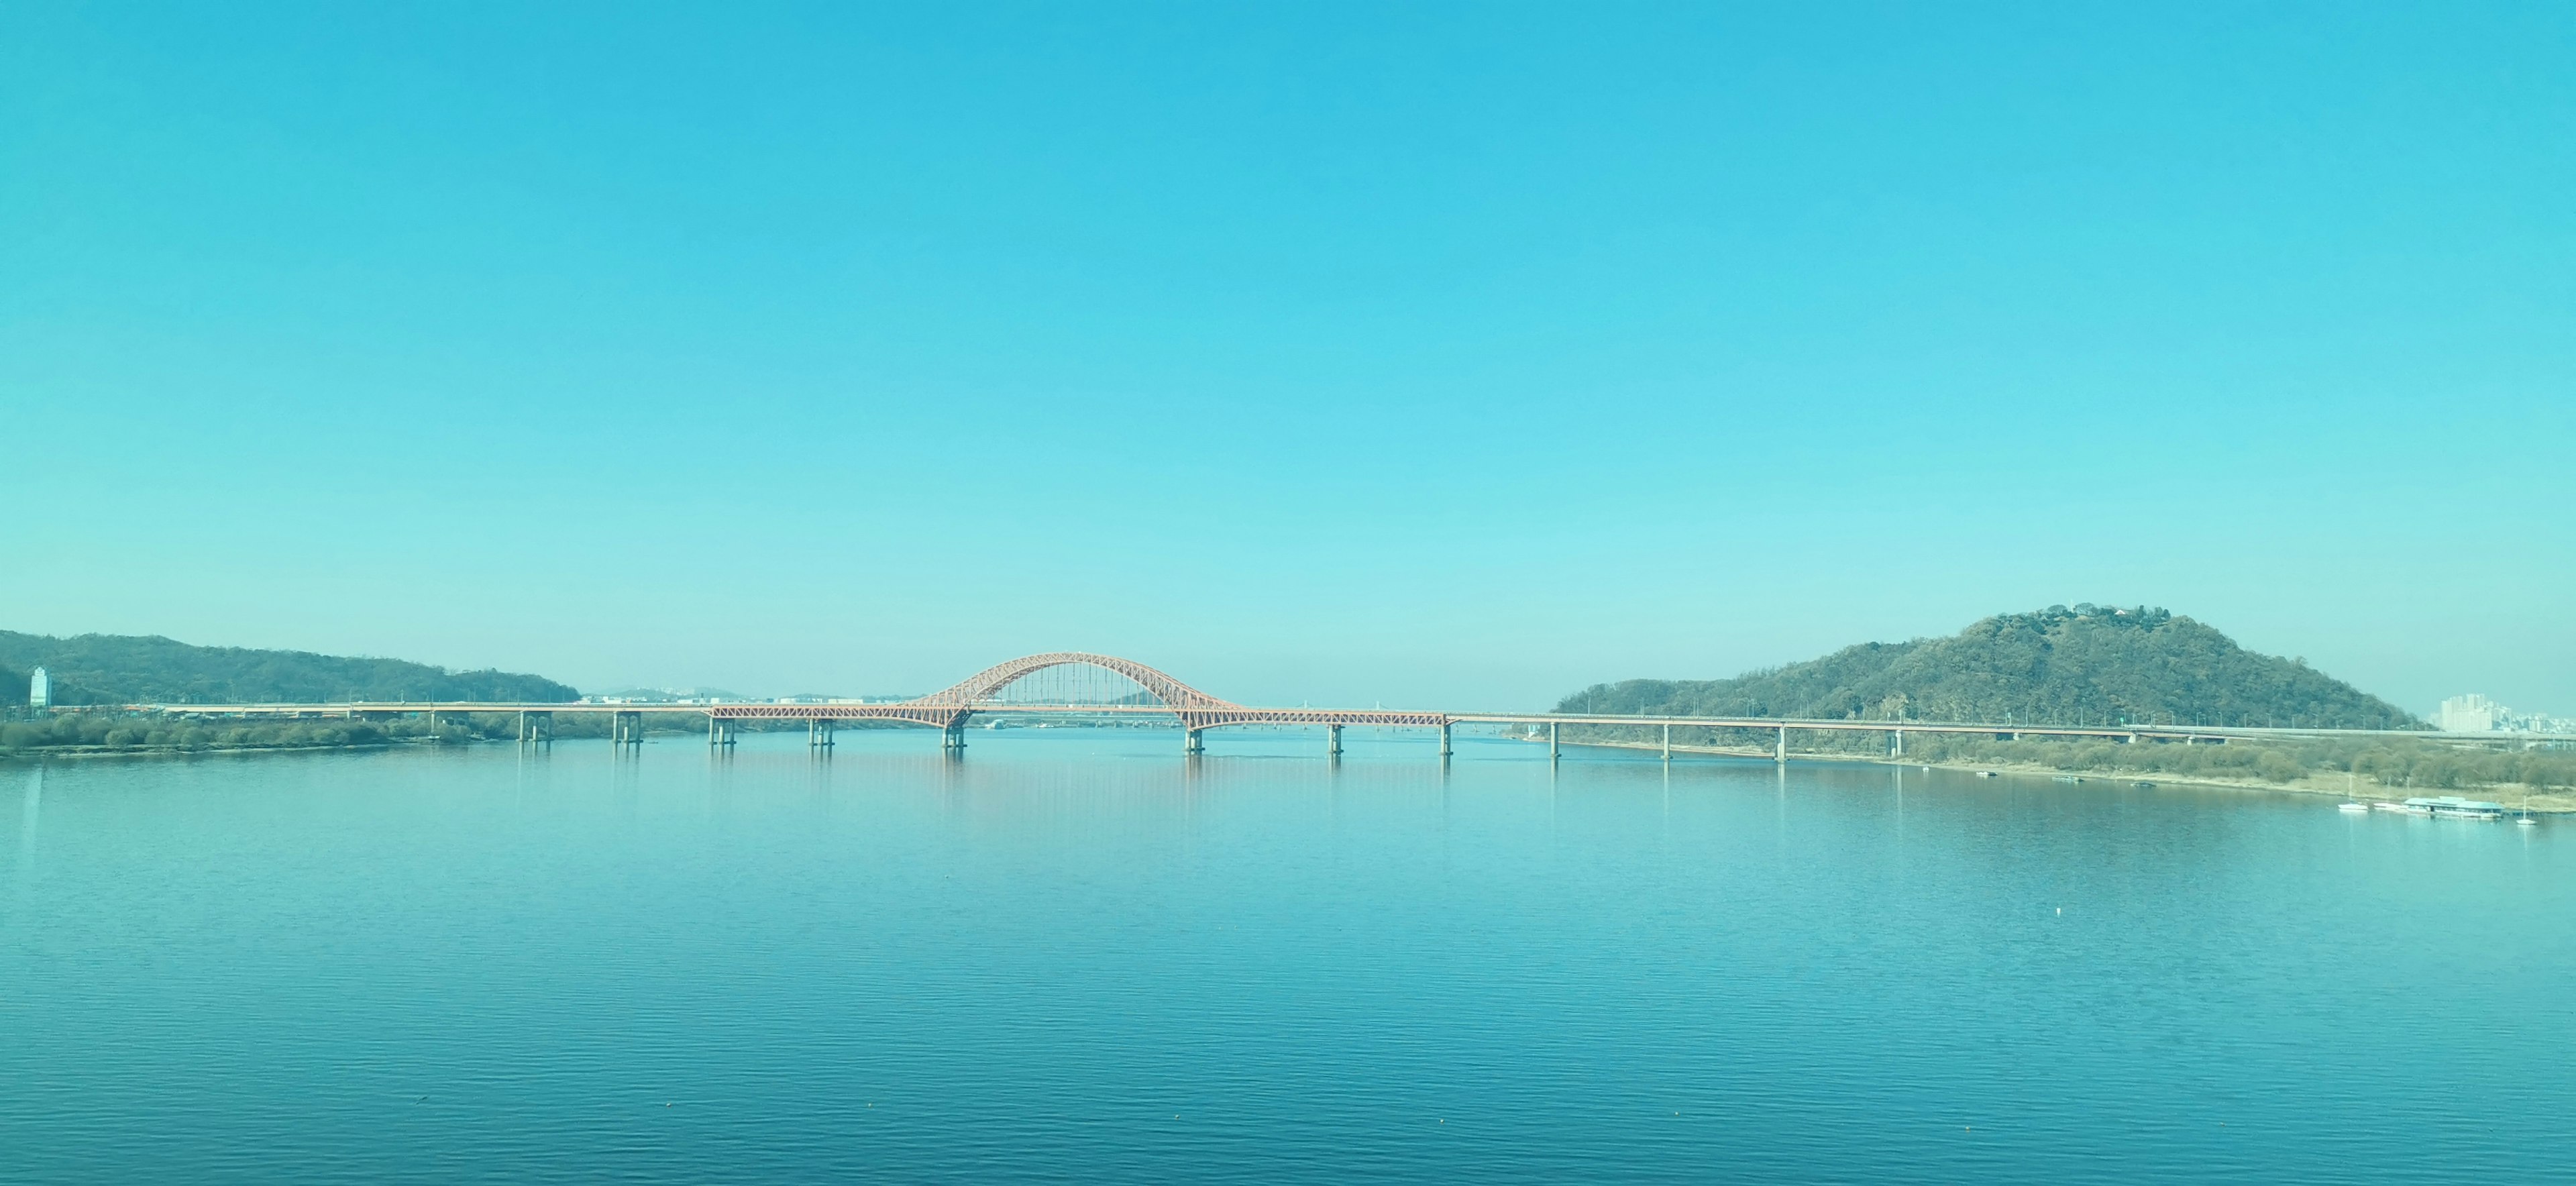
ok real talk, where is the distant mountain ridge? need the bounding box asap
[1560,606,2423,730]
[1,631,578,706]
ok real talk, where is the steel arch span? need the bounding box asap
[702,651,1446,737]
[914,651,1238,711]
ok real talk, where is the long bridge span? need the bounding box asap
[130,650,2492,761]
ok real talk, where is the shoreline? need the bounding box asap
[0,739,437,763]
[13,731,2569,815]
[1544,737,2576,814]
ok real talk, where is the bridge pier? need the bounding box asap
[1892,728,1903,758]
[708,717,737,750]
[610,710,643,749]
[1776,724,1787,764]
[810,718,837,750]
[1185,728,1204,755]
[1662,722,1672,762]
[938,719,963,753]
[1326,724,1342,757]
[517,710,553,745]
[1549,721,1560,761]
[1438,722,1452,759]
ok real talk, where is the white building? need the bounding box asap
[2436,694,2576,735]
[2437,694,2498,733]
[28,666,48,709]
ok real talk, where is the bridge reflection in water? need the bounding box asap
[133,651,2425,761]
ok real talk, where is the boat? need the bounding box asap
[2338,802,2370,813]
[2409,796,2505,820]
[2517,815,2538,827]
[2372,801,2411,814]
[2052,775,2084,784]
[2134,781,2156,789]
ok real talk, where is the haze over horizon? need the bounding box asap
[5,4,2570,714]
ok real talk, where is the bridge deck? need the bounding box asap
[109,700,2528,745]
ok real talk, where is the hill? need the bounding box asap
[0,631,578,706]
[1560,605,2422,730]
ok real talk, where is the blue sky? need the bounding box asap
[3,3,2570,713]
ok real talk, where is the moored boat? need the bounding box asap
[2409,796,2505,820]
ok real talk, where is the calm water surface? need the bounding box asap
[2,731,2568,1183]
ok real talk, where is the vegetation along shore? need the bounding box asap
[9,607,2567,815]
[1552,605,2571,809]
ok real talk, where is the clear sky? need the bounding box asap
[3,3,2570,714]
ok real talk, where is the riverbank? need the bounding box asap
[1550,737,2576,814]
[1,737,442,762]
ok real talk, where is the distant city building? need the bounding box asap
[2438,694,2497,733]
[29,666,48,709]
[2436,693,2576,735]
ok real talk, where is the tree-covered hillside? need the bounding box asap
[0,631,578,706]
[1560,606,2422,730]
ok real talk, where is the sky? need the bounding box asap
[3,3,2571,714]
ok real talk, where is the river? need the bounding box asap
[1,730,2566,1182]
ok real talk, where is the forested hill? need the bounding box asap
[1560,606,2423,730]
[1,631,578,706]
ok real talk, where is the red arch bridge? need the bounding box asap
[126,651,2459,761]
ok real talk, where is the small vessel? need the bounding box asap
[2517,814,2538,827]
[2133,781,2156,789]
[2372,801,2410,814]
[2410,796,2505,820]
[2052,775,2084,784]
[2338,802,2369,813]
[1976,771,1999,778]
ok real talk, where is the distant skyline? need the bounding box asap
[5,3,2571,714]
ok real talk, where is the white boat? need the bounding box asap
[2338,802,2370,813]
[2410,796,2505,820]
[2372,802,2411,814]
[2517,815,2538,827]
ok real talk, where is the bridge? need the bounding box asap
[125,651,2511,761]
